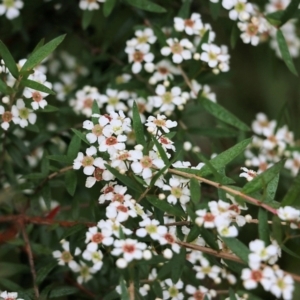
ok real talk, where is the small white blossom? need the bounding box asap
[0,0,23,19]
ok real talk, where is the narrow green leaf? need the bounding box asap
[82,10,94,29]
[199,227,219,250]
[209,0,222,20]
[21,78,55,95]
[21,35,66,73]
[37,105,59,113]
[0,77,8,93]
[229,288,237,300]
[230,24,239,49]
[65,171,77,196]
[152,136,169,165]
[0,263,29,277]
[222,237,250,263]
[276,29,298,76]
[31,38,45,54]
[242,160,284,195]
[266,173,279,200]
[71,128,90,145]
[188,126,237,137]
[171,248,186,283]
[266,10,284,26]
[47,155,72,164]
[103,0,117,17]
[281,244,300,259]
[186,225,201,243]
[120,277,130,300]
[125,0,166,13]
[258,208,270,244]
[36,260,57,284]
[178,0,190,18]
[0,40,19,78]
[153,25,167,47]
[199,97,250,131]
[25,123,39,132]
[49,286,78,298]
[280,0,300,26]
[199,138,252,177]
[0,278,22,292]
[196,30,210,53]
[42,184,51,210]
[60,224,86,240]
[67,134,81,160]
[23,173,45,180]
[146,195,185,218]
[132,101,146,147]
[281,171,300,206]
[190,178,201,205]
[105,164,143,192]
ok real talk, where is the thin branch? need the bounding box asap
[168,168,278,215]
[20,223,39,299]
[65,275,97,299]
[34,165,73,194]
[137,186,151,202]
[128,281,135,300]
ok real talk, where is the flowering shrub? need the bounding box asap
[1,0,300,300]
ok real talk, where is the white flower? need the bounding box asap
[270,269,294,300]
[52,240,81,267]
[136,218,167,240]
[71,261,97,284]
[83,117,109,144]
[106,199,137,222]
[0,291,23,300]
[82,249,103,271]
[222,0,253,21]
[85,226,114,248]
[163,177,190,205]
[0,0,23,20]
[79,0,105,10]
[111,238,147,262]
[252,113,276,136]
[265,0,289,14]
[174,13,203,35]
[146,114,177,134]
[159,231,180,253]
[190,79,216,102]
[185,284,210,300]
[285,151,300,176]
[23,71,52,110]
[149,60,180,85]
[11,99,37,128]
[277,206,300,222]
[193,258,221,280]
[98,134,127,155]
[125,43,154,74]
[131,28,157,46]
[131,150,165,179]
[239,167,257,181]
[161,38,193,64]
[98,89,129,113]
[0,105,19,130]
[162,278,184,300]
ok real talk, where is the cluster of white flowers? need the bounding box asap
[243,113,299,177]
[0,59,52,130]
[241,239,294,300]
[221,0,300,58]
[79,0,105,11]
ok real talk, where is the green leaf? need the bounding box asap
[49,286,78,298]
[178,0,190,18]
[105,164,143,192]
[242,160,284,195]
[41,151,50,176]
[196,30,210,53]
[0,278,22,291]
[36,260,57,284]
[71,128,90,145]
[103,0,117,17]
[152,136,169,166]
[119,277,130,300]
[190,178,201,205]
[280,0,300,26]
[67,134,81,160]
[82,10,94,29]
[222,237,250,263]
[281,171,300,206]
[230,24,239,49]
[266,173,279,200]
[209,0,222,20]
[31,38,45,54]
[199,97,250,131]
[258,208,270,244]
[281,244,300,259]
[186,225,201,243]
[47,155,72,164]
[25,123,40,132]
[146,196,185,218]
[0,40,19,78]
[0,263,29,277]
[276,29,298,76]
[171,248,186,283]
[20,35,66,73]
[199,138,252,177]
[65,171,77,196]
[42,184,51,210]
[0,77,8,94]
[266,10,284,26]
[37,105,59,113]
[60,224,86,240]
[21,79,55,95]
[229,288,237,300]
[23,173,45,180]
[188,126,237,138]
[132,101,146,148]
[125,0,166,13]
[153,25,167,47]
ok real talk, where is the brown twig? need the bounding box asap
[20,223,39,299]
[65,275,97,299]
[128,281,135,300]
[34,165,73,194]
[168,168,278,215]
